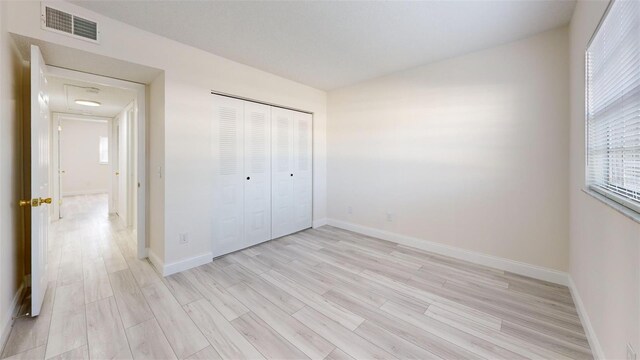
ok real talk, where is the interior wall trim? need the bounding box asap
[152,251,213,277]
[568,276,605,360]
[325,218,570,285]
[147,248,164,276]
[312,218,328,228]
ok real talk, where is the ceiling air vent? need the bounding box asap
[41,5,100,43]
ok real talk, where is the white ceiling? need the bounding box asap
[47,75,136,118]
[73,1,576,90]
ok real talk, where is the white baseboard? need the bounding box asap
[312,218,328,228]
[149,249,212,277]
[139,247,148,259]
[163,252,213,276]
[1,282,24,354]
[568,276,604,360]
[147,249,164,275]
[326,219,570,286]
[63,190,108,197]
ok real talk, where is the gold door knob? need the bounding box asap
[115,172,120,176]
[39,197,52,205]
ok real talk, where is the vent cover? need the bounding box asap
[41,5,99,43]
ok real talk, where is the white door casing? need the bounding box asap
[30,45,50,317]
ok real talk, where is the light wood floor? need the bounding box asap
[1,194,593,360]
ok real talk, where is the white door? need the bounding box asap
[118,115,128,225]
[113,120,119,214]
[212,95,244,256]
[30,45,51,316]
[292,112,313,232]
[271,107,295,238]
[128,106,137,231]
[243,102,271,246]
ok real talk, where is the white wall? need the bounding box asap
[59,118,110,196]
[569,1,640,359]
[0,0,25,348]
[4,1,327,271]
[327,27,570,271]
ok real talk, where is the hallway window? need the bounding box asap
[99,136,109,164]
[586,0,640,213]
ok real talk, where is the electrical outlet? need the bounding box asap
[348,206,353,215]
[179,233,189,245]
[386,212,394,222]
[628,344,636,360]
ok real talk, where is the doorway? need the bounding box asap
[47,66,146,254]
[23,46,148,317]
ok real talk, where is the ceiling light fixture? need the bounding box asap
[75,99,101,107]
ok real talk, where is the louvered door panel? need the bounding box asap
[212,95,244,256]
[271,107,295,238]
[244,102,271,246]
[292,112,313,232]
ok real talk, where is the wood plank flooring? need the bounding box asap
[1,194,593,359]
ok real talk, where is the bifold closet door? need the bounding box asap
[271,108,313,238]
[212,95,245,256]
[213,94,311,255]
[243,102,271,246]
[271,107,295,238]
[292,112,313,232]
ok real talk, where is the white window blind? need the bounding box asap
[586,0,640,212]
[99,136,109,164]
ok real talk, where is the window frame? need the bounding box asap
[584,0,640,215]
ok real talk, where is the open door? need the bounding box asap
[24,45,51,316]
[115,106,134,227]
[114,117,126,223]
[118,115,127,223]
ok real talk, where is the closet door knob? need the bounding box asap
[246,176,250,180]
[290,174,293,177]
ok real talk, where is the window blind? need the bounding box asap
[586,0,640,212]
